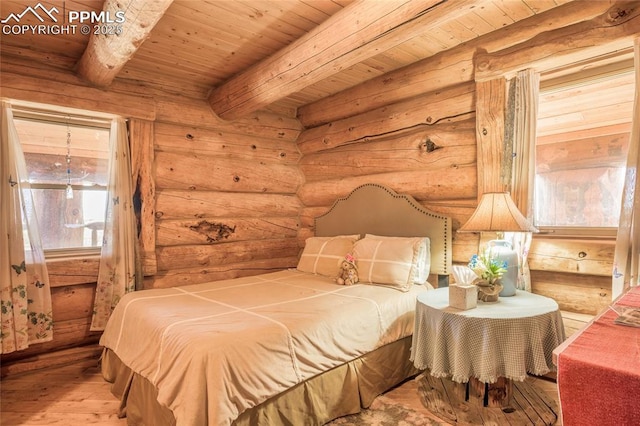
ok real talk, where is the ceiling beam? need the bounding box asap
[76,0,174,88]
[208,0,479,121]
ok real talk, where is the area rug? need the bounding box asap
[325,373,559,426]
[325,393,446,426]
[416,372,559,425]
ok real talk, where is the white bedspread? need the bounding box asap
[100,269,430,426]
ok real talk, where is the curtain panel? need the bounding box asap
[0,101,53,354]
[90,118,138,331]
[612,37,640,298]
[506,69,540,292]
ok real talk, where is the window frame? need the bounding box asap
[532,55,635,240]
[10,101,116,259]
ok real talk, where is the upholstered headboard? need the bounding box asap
[315,183,452,284]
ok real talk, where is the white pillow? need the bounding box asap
[297,235,360,277]
[414,239,431,284]
[364,235,431,284]
[353,236,424,291]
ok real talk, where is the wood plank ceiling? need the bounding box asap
[0,0,581,120]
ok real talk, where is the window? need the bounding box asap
[13,109,111,254]
[534,58,635,236]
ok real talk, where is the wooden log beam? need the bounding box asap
[528,238,615,277]
[475,1,640,81]
[207,0,480,121]
[1,344,102,377]
[155,190,302,221]
[157,217,300,246]
[155,97,303,141]
[297,1,612,128]
[154,151,304,193]
[0,67,155,120]
[148,256,300,289]
[531,270,611,315]
[47,258,99,287]
[300,119,476,182]
[129,119,157,276]
[51,284,96,322]
[297,168,477,208]
[76,0,174,87]
[297,82,476,155]
[474,78,507,194]
[0,318,100,367]
[154,122,301,164]
[156,238,300,271]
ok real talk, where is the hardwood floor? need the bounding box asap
[1,310,584,425]
[0,359,126,426]
[0,356,562,426]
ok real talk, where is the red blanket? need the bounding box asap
[557,287,640,426]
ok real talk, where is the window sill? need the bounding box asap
[45,248,102,260]
[533,226,617,240]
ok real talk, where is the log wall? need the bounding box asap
[0,60,304,367]
[147,95,304,288]
[295,1,639,317]
[1,1,637,370]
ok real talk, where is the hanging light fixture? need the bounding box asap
[65,116,74,199]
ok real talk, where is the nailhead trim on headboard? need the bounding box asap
[314,183,451,276]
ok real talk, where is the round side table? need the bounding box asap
[411,287,565,407]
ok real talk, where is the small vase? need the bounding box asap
[487,240,518,297]
[499,277,516,297]
[474,279,502,302]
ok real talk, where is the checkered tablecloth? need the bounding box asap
[410,287,565,384]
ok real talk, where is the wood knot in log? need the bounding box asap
[608,6,633,22]
[189,221,236,243]
[421,138,441,153]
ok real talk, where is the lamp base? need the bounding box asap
[487,240,518,297]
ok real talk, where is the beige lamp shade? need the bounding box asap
[458,192,538,233]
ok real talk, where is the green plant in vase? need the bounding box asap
[468,251,507,302]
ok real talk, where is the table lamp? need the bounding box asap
[458,192,538,296]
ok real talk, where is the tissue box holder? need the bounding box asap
[449,284,477,310]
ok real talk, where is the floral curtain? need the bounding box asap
[612,37,640,299]
[90,118,139,331]
[505,69,540,292]
[0,100,53,354]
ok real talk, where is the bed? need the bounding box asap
[100,183,452,426]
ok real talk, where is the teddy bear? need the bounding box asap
[336,253,359,286]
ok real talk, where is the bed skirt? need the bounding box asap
[101,335,419,426]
